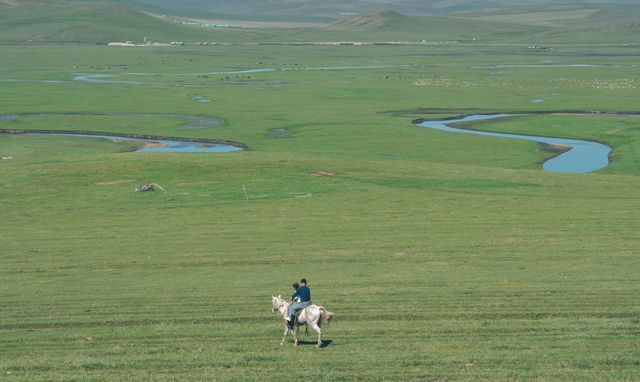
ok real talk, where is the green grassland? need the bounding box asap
[1,32,640,382]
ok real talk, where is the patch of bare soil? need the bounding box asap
[310,171,335,177]
[143,141,169,149]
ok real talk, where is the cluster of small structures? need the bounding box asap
[527,45,554,50]
[177,21,230,28]
[414,78,453,87]
[108,36,182,47]
[86,65,130,70]
[108,39,466,48]
[265,41,461,46]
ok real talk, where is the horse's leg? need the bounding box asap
[281,325,289,346]
[294,326,299,346]
[310,321,323,347]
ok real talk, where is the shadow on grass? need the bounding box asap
[294,339,333,348]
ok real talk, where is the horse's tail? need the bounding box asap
[319,306,335,325]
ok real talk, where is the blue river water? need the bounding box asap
[418,114,611,173]
[36,133,242,153]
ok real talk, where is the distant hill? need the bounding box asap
[310,9,545,42]
[107,0,640,22]
[0,2,538,44]
[585,6,640,23]
[0,1,638,44]
[330,10,411,31]
[535,20,640,43]
[0,0,221,43]
[448,3,640,43]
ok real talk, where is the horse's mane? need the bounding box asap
[273,296,289,307]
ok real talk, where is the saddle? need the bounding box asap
[287,305,312,328]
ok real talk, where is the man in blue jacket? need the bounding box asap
[286,278,311,327]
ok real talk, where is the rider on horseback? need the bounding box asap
[286,278,311,328]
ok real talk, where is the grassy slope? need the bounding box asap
[536,21,640,44]
[102,0,640,20]
[1,2,638,44]
[0,4,539,44]
[452,5,640,44]
[1,43,640,380]
[311,10,543,42]
[0,1,225,43]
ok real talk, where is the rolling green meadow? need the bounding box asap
[1,4,640,380]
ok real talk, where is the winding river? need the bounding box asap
[417,114,612,173]
[1,131,244,153]
[0,112,616,167]
[0,113,244,153]
[42,133,242,153]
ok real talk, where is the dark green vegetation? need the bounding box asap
[1,1,640,380]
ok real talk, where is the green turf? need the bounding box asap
[1,38,639,381]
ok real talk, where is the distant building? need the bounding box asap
[178,21,230,28]
[108,41,135,47]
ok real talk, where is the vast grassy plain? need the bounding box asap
[1,38,640,381]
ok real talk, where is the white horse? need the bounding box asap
[271,295,335,347]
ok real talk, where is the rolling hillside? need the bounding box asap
[0,1,638,44]
[0,3,542,44]
[109,0,640,21]
[451,5,640,43]
[0,1,222,43]
[536,20,640,43]
[308,10,543,42]
[329,10,414,31]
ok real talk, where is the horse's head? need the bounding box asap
[271,295,283,313]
